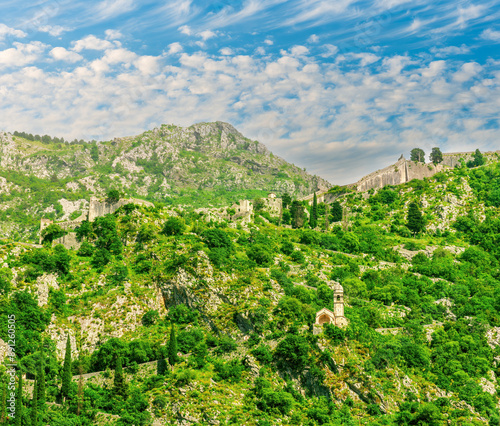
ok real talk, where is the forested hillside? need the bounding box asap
[0,122,329,242]
[1,156,500,425]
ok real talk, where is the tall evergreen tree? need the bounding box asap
[406,202,425,234]
[37,345,46,410]
[430,147,443,164]
[14,371,22,426]
[324,203,329,232]
[113,357,127,399]
[77,365,84,416]
[61,335,72,401]
[0,375,6,424]
[310,193,318,228]
[168,324,178,367]
[31,376,37,426]
[290,201,306,229]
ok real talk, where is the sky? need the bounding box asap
[0,0,499,185]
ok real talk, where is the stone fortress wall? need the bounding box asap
[40,197,154,249]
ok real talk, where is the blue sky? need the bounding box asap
[0,0,499,184]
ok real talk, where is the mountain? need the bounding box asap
[1,153,500,425]
[0,122,330,241]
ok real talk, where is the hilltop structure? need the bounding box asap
[315,282,348,328]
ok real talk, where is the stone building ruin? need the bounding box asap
[39,196,154,249]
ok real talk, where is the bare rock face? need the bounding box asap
[36,273,59,306]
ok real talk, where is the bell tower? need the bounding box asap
[333,282,344,318]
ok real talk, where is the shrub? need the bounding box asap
[247,244,274,266]
[142,310,159,327]
[273,334,309,373]
[162,217,186,236]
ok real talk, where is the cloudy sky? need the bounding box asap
[0,0,499,184]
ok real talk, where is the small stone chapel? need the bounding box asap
[315,281,348,328]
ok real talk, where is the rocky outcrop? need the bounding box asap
[36,273,59,306]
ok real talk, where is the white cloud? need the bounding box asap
[199,30,216,41]
[0,24,26,41]
[307,34,319,43]
[290,45,309,56]
[321,44,338,58]
[179,25,192,36]
[72,35,114,52]
[134,55,160,75]
[220,47,233,56]
[50,47,83,63]
[351,52,380,66]
[430,44,470,57]
[453,62,482,82]
[481,28,500,42]
[168,42,183,54]
[0,41,46,68]
[95,0,136,20]
[38,25,69,37]
[0,40,499,185]
[105,29,123,40]
[264,39,274,46]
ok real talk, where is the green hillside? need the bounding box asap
[0,122,329,242]
[1,156,500,425]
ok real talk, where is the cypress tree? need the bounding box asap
[14,371,22,426]
[113,357,127,399]
[168,324,178,367]
[310,193,318,228]
[406,202,425,234]
[31,376,37,426]
[77,365,83,416]
[324,203,329,232]
[61,335,72,401]
[0,374,6,425]
[37,345,46,410]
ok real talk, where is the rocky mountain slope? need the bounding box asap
[0,122,330,241]
[1,156,500,424]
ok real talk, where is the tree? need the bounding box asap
[61,335,72,402]
[430,147,443,165]
[282,193,292,209]
[331,202,342,222]
[157,358,168,376]
[106,189,120,203]
[162,217,186,236]
[467,149,485,168]
[113,357,128,399]
[15,371,22,426]
[310,193,318,228]
[37,345,46,410]
[289,201,306,229]
[406,202,425,234]
[77,365,83,416]
[168,324,178,366]
[31,375,38,426]
[0,374,6,424]
[41,224,67,245]
[410,148,425,163]
[324,203,329,232]
[90,144,99,162]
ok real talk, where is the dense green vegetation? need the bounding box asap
[1,149,500,424]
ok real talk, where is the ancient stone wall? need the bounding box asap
[88,197,153,221]
[53,232,80,250]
